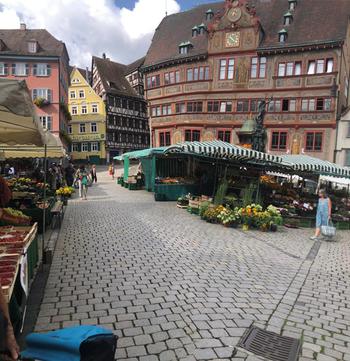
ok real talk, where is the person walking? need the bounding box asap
[310,189,332,240]
[65,163,75,187]
[76,165,89,200]
[90,164,97,183]
[108,164,115,180]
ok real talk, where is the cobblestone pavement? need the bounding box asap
[35,171,350,361]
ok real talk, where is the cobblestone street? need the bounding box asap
[35,171,350,361]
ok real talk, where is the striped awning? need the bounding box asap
[165,140,284,164]
[281,155,350,178]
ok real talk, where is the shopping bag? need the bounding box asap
[21,326,117,361]
[321,220,336,238]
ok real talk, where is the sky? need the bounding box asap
[0,0,222,68]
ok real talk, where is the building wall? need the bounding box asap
[144,4,344,162]
[68,68,106,164]
[336,111,350,167]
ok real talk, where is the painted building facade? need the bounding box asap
[68,67,106,164]
[336,110,350,167]
[143,0,350,162]
[92,55,149,162]
[0,24,70,147]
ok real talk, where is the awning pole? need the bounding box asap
[42,141,47,268]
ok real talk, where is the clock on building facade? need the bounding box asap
[225,31,240,47]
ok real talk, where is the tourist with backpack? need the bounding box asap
[75,165,90,200]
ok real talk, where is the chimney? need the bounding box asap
[20,23,26,30]
[102,53,106,59]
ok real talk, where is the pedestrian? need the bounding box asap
[108,163,115,180]
[90,164,97,183]
[76,165,89,200]
[65,163,75,187]
[310,189,332,240]
[0,279,20,360]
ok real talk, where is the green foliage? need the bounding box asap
[214,178,228,205]
[242,183,256,207]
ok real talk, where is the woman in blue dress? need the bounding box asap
[311,189,332,240]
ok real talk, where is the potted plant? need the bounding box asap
[217,207,240,228]
[34,97,50,108]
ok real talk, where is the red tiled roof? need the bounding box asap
[144,0,350,68]
[0,29,68,58]
[126,56,145,75]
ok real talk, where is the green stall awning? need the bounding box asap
[280,155,350,178]
[114,147,167,161]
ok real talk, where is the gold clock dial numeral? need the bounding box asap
[225,32,240,47]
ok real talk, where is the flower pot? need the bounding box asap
[242,224,249,231]
[270,224,278,232]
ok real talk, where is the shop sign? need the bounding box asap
[70,134,105,141]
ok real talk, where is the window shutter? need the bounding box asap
[47,89,52,102]
[32,89,37,100]
[25,64,29,75]
[33,64,37,75]
[12,64,16,75]
[47,64,51,76]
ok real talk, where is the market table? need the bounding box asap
[154,184,198,201]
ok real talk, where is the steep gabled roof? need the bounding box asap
[144,0,350,68]
[0,29,68,58]
[144,2,223,68]
[126,56,146,75]
[92,56,139,98]
[69,65,91,82]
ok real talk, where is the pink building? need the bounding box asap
[0,24,70,147]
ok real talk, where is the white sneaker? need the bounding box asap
[310,235,319,240]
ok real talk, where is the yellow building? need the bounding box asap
[68,67,106,164]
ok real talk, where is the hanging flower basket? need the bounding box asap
[34,97,50,108]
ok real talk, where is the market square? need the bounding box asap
[1,0,350,360]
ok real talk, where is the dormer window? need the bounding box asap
[179,41,192,55]
[192,26,199,37]
[198,23,206,35]
[206,9,214,21]
[289,0,297,10]
[279,29,288,43]
[284,11,293,25]
[28,40,37,53]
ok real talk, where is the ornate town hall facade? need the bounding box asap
[143,0,350,161]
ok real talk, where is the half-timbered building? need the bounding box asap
[92,55,149,161]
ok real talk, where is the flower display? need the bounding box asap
[56,187,75,197]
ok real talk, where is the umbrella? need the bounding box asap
[0,78,44,146]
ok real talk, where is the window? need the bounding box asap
[164,71,180,85]
[151,105,162,117]
[81,105,87,114]
[175,102,186,113]
[345,150,350,166]
[187,101,203,113]
[0,62,8,75]
[91,142,98,151]
[207,101,219,112]
[305,132,323,151]
[220,101,232,112]
[70,90,76,99]
[250,99,264,112]
[268,100,282,112]
[28,41,37,53]
[72,143,79,152]
[179,46,189,54]
[218,130,231,143]
[326,59,334,73]
[79,90,85,98]
[271,131,287,150]
[79,123,86,133]
[251,57,266,78]
[308,59,333,74]
[219,59,234,80]
[278,61,301,76]
[313,98,332,111]
[279,33,287,43]
[71,106,78,115]
[91,122,97,133]
[67,125,72,134]
[187,66,210,81]
[237,100,249,112]
[162,104,172,115]
[92,104,98,113]
[282,99,296,112]
[82,142,89,152]
[185,129,200,142]
[39,116,52,130]
[147,74,160,88]
[32,88,52,102]
[301,99,316,112]
[33,63,51,76]
[12,63,29,76]
[159,132,171,146]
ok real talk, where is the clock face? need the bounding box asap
[228,6,242,22]
[225,31,240,48]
